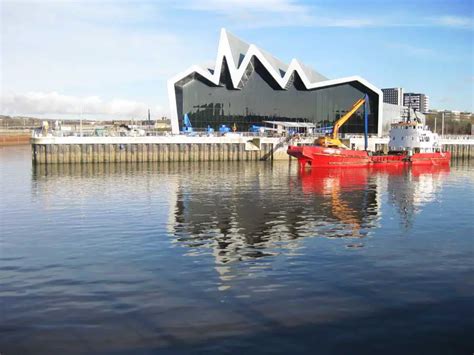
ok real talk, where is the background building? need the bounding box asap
[404,93,429,113]
[168,29,383,136]
[382,88,404,106]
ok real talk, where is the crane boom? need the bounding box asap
[331,98,366,139]
[315,96,366,148]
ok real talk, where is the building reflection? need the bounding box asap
[385,165,450,229]
[31,161,450,291]
[172,163,381,288]
[171,163,451,289]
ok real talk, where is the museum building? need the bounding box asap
[168,29,383,135]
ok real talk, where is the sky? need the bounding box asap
[1,0,473,120]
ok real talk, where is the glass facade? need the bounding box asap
[175,58,379,133]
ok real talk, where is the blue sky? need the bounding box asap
[1,0,473,119]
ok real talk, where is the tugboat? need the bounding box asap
[287,97,450,168]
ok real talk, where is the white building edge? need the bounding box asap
[168,28,384,136]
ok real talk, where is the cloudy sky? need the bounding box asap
[1,0,473,120]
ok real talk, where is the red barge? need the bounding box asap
[288,145,451,168]
[287,97,451,169]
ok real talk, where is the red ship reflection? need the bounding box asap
[298,164,450,236]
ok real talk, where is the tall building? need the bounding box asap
[403,93,429,113]
[382,88,404,106]
[168,29,383,136]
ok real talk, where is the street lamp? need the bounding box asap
[441,111,445,137]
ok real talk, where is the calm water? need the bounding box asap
[1,146,473,354]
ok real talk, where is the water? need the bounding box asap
[1,146,473,354]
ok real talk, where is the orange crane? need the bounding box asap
[315,97,366,149]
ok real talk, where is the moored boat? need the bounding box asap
[287,98,450,168]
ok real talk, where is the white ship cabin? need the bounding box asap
[389,120,441,153]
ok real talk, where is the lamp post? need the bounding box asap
[441,111,445,137]
[80,108,83,137]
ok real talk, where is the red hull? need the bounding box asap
[287,145,451,168]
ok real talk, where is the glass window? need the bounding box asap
[174,59,379,133]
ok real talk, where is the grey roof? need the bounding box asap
[225,29,326,81]
[225,30,251,68]
[258,47,289,78]
[297,60,328,83]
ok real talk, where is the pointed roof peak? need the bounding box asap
[218,29,326,81]
[221,28,287,76]
[219,28,250,69]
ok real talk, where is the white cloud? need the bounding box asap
[384,43,437,58]
[1,3,186,86]
[1,92,161,119]
[179,0,375,28]
[0,1,211,116]
[180,0,314,26]
[178,0,373,29]
[180,0,474,29]
[1,0,471,118]
[184,0,302,12]
[435,15,474,29]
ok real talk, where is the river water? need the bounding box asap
[1,146,473,354]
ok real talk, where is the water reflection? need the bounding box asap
[170,163,450,289]
[173,165,376,258]
[385,165,450,229]
[2,147,471,354]
[299,168,378,238]
[31,162,450,290]
[31,162,451,247]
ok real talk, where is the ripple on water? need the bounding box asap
[0,147,473,354]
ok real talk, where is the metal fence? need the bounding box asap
[31,127,309,139]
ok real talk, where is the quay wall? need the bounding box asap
[444,144,474,160]
[32,142,281,164]
[31,135,474,164]
[31,136,297,164]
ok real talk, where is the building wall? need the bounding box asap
[382,103,425,135]
[404,93,429,113]
[169,29,384,136]
[382,88,403,106]
[175,59,380,134]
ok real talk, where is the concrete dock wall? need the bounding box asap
[31,135,474,164]
[31,142,284,164]
[444,144,474,160]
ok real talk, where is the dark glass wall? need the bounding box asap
[175,59,379,133]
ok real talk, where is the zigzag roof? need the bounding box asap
[170,29,379,92]
[168,28,382,134]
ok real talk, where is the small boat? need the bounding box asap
[287,98,450,168]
